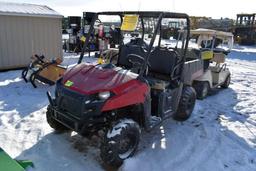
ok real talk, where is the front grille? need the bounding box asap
[56,112,76,129]
[60,96,82,117]
[57,86,88,118]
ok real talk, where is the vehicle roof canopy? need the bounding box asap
[96,11,189,19]
[190,28,234,49]
[190,28,233,39]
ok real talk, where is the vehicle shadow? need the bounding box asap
[15,129,130,171]
[15,132,105,171]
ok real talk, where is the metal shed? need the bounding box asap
[0,2,63,70]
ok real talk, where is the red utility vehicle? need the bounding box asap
[46,11,203,167]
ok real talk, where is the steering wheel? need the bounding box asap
[128,38,149,50]
[127,54,145,68]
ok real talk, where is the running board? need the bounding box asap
[145,116,162,131]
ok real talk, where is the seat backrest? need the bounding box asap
[117,44,147,68]
[185,48,201,60]
[148,47,178,78]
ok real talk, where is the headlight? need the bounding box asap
[98,91,110,100]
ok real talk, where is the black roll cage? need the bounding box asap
[78,11,190,77]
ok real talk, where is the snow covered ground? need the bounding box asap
[0,47,256,171]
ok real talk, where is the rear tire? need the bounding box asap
[221,74,231,88]
[174,86,196,121]
[194,81,209,100]
[100,119,141,167]
[46,105,69,132]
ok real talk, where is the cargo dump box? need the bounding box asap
[183,58,204,85]
[178,47,204,86]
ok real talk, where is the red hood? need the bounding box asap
[62,63,138,94]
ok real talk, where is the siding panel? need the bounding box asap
[0,15,62,70]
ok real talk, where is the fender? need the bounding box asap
[193,69,213,88]
[101,79,149,112]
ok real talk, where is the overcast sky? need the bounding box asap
[1,0,256,19]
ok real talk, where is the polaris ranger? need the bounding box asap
[46,11,203,167]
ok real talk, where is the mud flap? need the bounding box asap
[0,148,34,171]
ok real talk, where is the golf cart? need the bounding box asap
[46,11,203,167]
[190,28,233,99]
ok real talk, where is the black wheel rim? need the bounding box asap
[118,133,136,159]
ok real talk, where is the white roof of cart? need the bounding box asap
[190,28,234,49]
[0,2,62,18]
[190,28,233,38]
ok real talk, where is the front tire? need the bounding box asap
[174,86,196,121]
[221,74,231,88]
[46,105,69,131]
[100,119,141,167]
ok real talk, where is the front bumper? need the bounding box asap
[47,85,106,134]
